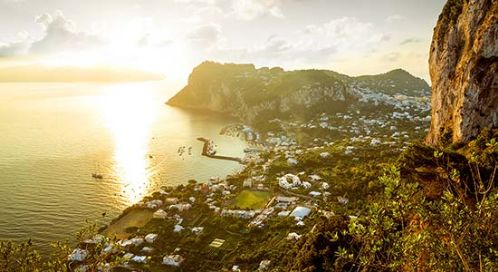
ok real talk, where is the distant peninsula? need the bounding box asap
[167,61,430,124]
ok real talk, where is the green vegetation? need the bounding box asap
[355,68,430,96]
[167,61,430,124]
[282,130,498,271]
[234,190,271,210]
[1,125,496,271]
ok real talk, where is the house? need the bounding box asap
[243,179,253,188]
[199,184,210,194]
[141,247,154,253]
[123,253,134,260]
[145,233,158,243]
[309,174,322,182]
[309,191,322,197]
[119,237,144,248]
[290,206,311,220]
[277,211,290,217]
[276,196,297,204]
[169,203,192,212]
[153,209,168,219]
[259,260,271,271]
[221,209,256,219]
[370,138,381,146]
[174,225,184,232]
[165,197,179,204]
[191,227,204,235]
[278,174,301,189]
[209,176,221,184]
[68,249,88,262]
[286,232,302,240]
[287,158,298,166]
[163,255,184,267]
[145,199,163,209]
[257,183,268,191]
[131,255,148,263]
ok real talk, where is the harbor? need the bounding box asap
[197,137,243,163]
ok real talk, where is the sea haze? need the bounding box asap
[0,81,246,251]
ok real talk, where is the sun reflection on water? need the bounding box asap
[99,83,159,204]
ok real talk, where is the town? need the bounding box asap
[67,87,432,271]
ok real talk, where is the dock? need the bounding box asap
[197,137,243,163]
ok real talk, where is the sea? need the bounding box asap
[0,81,246,251]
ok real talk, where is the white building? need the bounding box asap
[278,174,302,189]
[290,206,311,220]
[153,209,168,219]
[163,255,184,267]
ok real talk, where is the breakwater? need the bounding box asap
[197,137,243,163]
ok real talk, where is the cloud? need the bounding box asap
[0,11,103,57]
[400,38,422,45]
[386,15,405,23]
[30,11,103,54]
[207,17,389,68]
[300,17,387,55]
[0,32,31,57]
[231,0,284,20]
[382,52,401,62]
[173,0,283,21]
[186,23,222,49]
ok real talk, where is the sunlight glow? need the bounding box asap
[39,41,192,81]
[99,83,159,204]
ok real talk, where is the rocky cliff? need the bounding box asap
[426,0,498,146]
[167,61,430,124]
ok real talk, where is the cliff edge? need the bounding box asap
[426,0,498,146]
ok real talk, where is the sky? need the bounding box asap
[0,0,446,83]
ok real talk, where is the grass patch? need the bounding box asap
[234,190,271,209]
[103,208,154,239]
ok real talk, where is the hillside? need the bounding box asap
[167,62,430,124]
[354,68,430,96]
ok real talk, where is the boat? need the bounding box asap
[92,162,104,180]
[92,173,103,179]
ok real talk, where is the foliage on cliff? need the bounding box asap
[283,131,498,271]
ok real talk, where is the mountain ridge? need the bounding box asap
[167,61,430,124]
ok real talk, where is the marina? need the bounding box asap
[197,137,243,163]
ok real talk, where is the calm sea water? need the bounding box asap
[0,81,245,251]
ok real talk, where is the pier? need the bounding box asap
[197,137,243,163]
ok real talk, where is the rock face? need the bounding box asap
[426,0,498,146]
[167,61,430,124]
